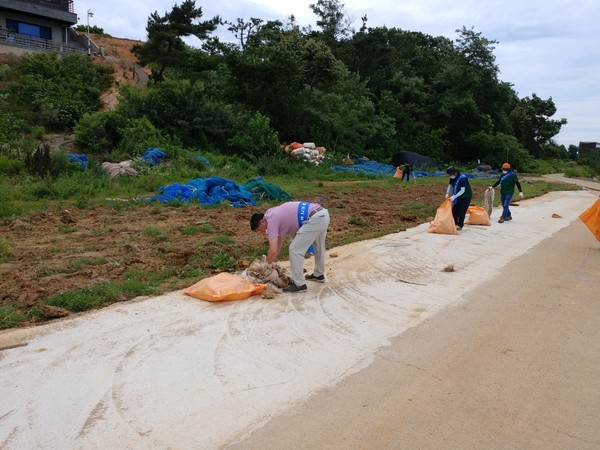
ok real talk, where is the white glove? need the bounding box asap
[445,194,450,199]
[519,192,523,199]
[449,195,456,202]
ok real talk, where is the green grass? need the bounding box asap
[32,265,205,316]
[181,224,214,235]
[0,238,11,262]
[142,225,168,241]
[42,279,161,311]
[0,306,25,330]
[213,235,234,245]
[57,223,78,233]
[348,216,369,227]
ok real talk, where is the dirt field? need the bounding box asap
[0,181,467,324]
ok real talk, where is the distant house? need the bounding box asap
[0,0,83,54]
[579,142,600,159]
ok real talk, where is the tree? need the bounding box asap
[225,18,283,54]
[509,94,567,158]
[454,26,498,77]
[309,0,354,42]
[132,0,220,83]
[73,25,107,36]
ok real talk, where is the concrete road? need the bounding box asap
[1,180,598,449]
[233,206,600,450]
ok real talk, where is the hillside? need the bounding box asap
[90,34,149,108]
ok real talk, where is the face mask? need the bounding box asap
[450,175,456,179]
[502,170,507,174]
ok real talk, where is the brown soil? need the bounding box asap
[90,34,150,108]
[1,181,482,325]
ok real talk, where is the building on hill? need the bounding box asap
[0,0,85,54]
[578,142,600,159]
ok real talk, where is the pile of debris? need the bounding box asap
[283,142,326,165]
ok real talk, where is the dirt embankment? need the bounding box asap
[90,34,150,108]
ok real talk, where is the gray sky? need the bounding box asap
[77,0,600,148]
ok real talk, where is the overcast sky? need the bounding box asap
[76,0,600,148]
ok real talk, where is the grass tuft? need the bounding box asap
[0,306,25,330]
[142,225,168,241]
[42,279,160,312]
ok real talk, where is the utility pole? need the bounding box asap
[87,9,94,56]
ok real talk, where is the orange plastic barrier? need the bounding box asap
[428,199,459,235]
[183,273,267,302]
[466,205,491,226]
[578,198,600,242]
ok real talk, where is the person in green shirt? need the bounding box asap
[488,162,523,223]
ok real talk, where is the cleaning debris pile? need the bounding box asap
[181,256,293,302]
[283,142,326,164]
[101,161,138,179]
[242,256,294,291]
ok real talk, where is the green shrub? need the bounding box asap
[8,52,113,131]
[564,165,593,178]
[117,116,164,157]
[29,179,58,199]
[0,156,24,175]
[523,158,574,175]
[74,110,123,154]
[254,151,304,176]
[24,142,52,176]
[227,112,280,160]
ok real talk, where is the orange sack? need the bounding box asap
[466,205,491,226]
[428,199,459,235]
[393,167,403,179]
[578,198,600,242]
[183,272,267,302]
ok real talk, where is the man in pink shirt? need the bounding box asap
[250,201,330,293]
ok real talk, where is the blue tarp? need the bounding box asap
[331,157,396,176]
[332,158,499,179]
[147,176,256,207]
[67,154,89,169]
[142,148,166,166]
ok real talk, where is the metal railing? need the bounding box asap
[0,28,86,54]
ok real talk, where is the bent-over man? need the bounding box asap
[250,201,330,293]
